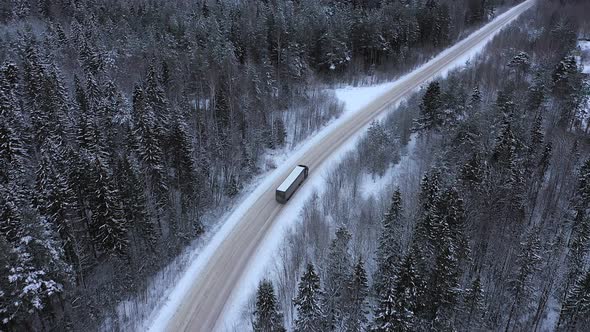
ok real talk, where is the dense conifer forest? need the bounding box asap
[0,0,519,330]
[250,1,590,331]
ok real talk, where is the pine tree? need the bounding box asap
[528,115,544,158]
[294,263,324,332]
[345,258,369,332]
[252,279,286,332]
[273,118,287,147]
[433,3,450,47]
[115,156,156,249]
[373,251,422,332]
[551,55,584,126]
[90,158,128,257]
[538,142,552,177]
[526,71,546,112]
[374,189,403,296]
[505,230,542,332]
[559,270,590,330]
[168,119,196,200]
[414,81,442,132]
[552,55,579,99]
[0,234,15,325]
[144,64,169,140]
[465,0,485,25]
[495,91,515,117]
[564,158,590,301]
[468,86,481,112]
[323,226,353,330]
[425,244,460,329]
[0,113,27,183]
[21,35,49,146]
[372,283,397,332]
[34,145,79,266]
[492,119,518,167]
[132,85,167,201]
[214,83,231,129]
[1,180,71,326]
[577,158,590,211]
[460,153,484,187]
[437,187,469,262]
[459,276,485,330]
[413,171,442,258]
[507,51,531,76]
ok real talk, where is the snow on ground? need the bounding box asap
[333,83,397,112]
[359,136,417,200]
[144,3,530,331]
[578,40,590,74]
[540,293,561,332]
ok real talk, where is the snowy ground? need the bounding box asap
[136,4,531,331]
[578,40,590,74]
[577,40,590,131]
[358,137,417,201]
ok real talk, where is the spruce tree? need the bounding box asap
[90,158,128,257]
[253,279,286,332]
[505,231,542,332]
[414,81,442,132]
[273,118,287,147]
[413,171,442,259]
[168,119,196,200]
[460,153,484,187]
[437,187,469,262]
[115,156,156,249]
[345,258,369,332]
[492,120,517,167]
[425,244,460,328]
[132,85,167,204]
[374,251,422,332]
[294,263,324,332]
[144,64,169,141]
[34,145,79,266]
[323,226,353,330]
[374,189,403,296]
[564,158,590,301]
[526,71,546,112]
[459,276,485,330]
[372,283,397,332]
[559,270,590,330]
[214,83,231,130]
[468,86,481,111]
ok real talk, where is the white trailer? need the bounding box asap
[276,165,309,203]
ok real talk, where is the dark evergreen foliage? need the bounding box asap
[253,279,286,332]
[294,263,324,332]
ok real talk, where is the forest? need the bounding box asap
[0,0,518,330]
[248,0,590,331]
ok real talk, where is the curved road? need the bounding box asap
[163,1,534,330]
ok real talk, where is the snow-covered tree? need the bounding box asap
[90,158,128,257]
[459,276,485,330]
[345,258,369,332]
[253,279,286,332]
[559,270,590,330]
[414,81,442,132]
[294,263,324,332]
[323,226,353,330]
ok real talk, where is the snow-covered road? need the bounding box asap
[147,1,535,331]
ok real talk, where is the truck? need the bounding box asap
[276,165,309,204]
